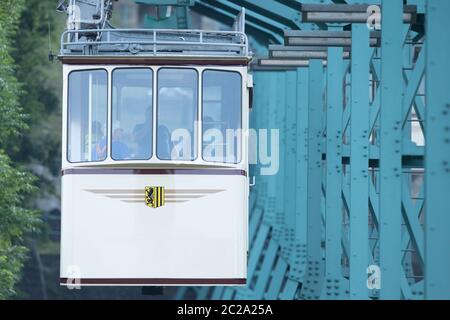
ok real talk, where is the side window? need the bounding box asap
[68,70,108,163]
[202,70,242,164]
[112,68,153,160]
[157,68,198,160]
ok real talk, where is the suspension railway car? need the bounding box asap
[58,9,252,286]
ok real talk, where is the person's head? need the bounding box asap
[92,121,103,136]
[113,128,124,140]
[113,121,124,140]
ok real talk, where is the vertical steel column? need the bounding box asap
[265,70,295,299]
[349,24,371,299]
[265,72,280,227]
[425,0,450,300]
[292,68,309,283]
[301,60,325,299]
[251,71,284,300]
[379,0,403,299]
[236,71,274,300]
[274,71,287,243]
[283,70,298,259]
[324,47,344,299]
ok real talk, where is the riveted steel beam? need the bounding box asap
[135,0,195,5]
[200,0,287,39]
[227,0,302,30]
[193,0,282,44]
[322,45,345,299]
[269,45,351,52]
[285,30,381,48]
[293,67,309,284]
[299,59,325,300]
[379,0,404,300]
[270,49,350,60]
[300,4,417,24]
[257,59,327,68]
[349,24,371,300]
[425,0,450,300]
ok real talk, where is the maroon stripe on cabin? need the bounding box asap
[61,168,247,177]
[60,278,246,285]
[59,57,250,66]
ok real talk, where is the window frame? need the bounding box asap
[155,67,200,162]
[66,68,109,164]
[201,69,243,165]
[64,66,246,167]
[110,67,154,161]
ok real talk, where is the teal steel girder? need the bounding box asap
[299,60,325,300]
[192,0,282,45]
[136,0,194,5]
[227,0,302,30]
[172,0,443,302]
[135,0,192,28]
[323,45,345,299]
[379,0,403,300]
[349,24,371,300]
[425,0,450,300]
[200,0,288,36]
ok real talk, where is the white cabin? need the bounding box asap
[59,26,252,286]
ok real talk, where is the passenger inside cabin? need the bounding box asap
[93,122,131,160]
[91,121,106,161]
[157,124,173,159]
[157,68,197,160]
[111,123,130,160]
[133,107,152,159]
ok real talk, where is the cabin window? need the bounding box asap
[202,70,242,164]
[112,68,153,160]
[68,69,108,163]
[157,68,198,160]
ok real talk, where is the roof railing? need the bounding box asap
[60,28,250,57]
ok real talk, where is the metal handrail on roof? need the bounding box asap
[60,28,250,58]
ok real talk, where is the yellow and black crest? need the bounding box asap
[145,186,165,208]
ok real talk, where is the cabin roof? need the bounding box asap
[59,28,251,65]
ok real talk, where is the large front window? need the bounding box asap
[157,68,198,161]
[66,67,242,164]
[68,69,108,163]
[202,70,242,164]
[112,68,153,160]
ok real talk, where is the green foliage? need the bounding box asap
[11,0,63,177]
[0,0,28,144]
[1,0,65,299]
[0,153,39,299]
[0,0,40,299]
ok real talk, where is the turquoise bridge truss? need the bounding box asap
[135,0,449,300]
